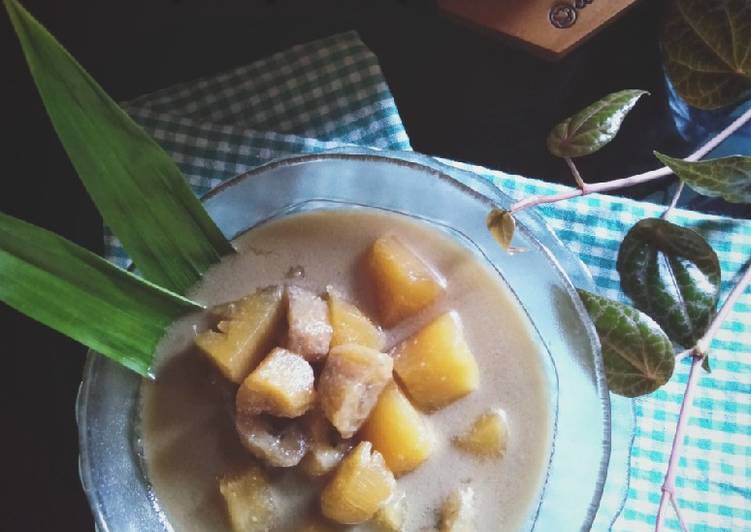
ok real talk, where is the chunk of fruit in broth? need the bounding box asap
[393,311,479,411]
[236,348,316,418]
[195,286,285,384]
[365,235,444,326]
[320,441,396,525]
[318,343,393,438]
[359,382,433,475]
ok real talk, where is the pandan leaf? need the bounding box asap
[655,152,751,204]
[486,208,516,250]
[662,0,751,110]
[578,289,675,398]
[0,212,202,377]
[5,0,234,295]
[617,218,720,348]
[546,90,648,158]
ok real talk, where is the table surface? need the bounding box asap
[1,1,748,529]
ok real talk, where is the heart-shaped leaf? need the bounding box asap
[546,90,648,158]
[662,0,751,110]
[578,289,675,397]
[655,152,751,204]
[6,0,234,294]
[617,218,720,348]
[486,208,516,250]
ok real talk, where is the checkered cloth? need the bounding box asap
[113,31,751,531]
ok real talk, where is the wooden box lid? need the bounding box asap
[438,0,641,59]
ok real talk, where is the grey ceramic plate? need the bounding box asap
[77,149,632,531]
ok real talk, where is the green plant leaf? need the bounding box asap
[486,208,516,250]
[655,152,751,204]
[0,212,202,377]
[546,90,648,158]
[578,289,675,398]
[5,0,234,294]
[662,0,751,110]
[617,218,720,348]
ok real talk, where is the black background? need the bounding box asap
[1,1,747,530]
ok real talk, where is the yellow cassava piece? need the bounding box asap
[393,311,479,411]
[366,235,444,326]
[236,347,316,418]
[219,465,277,532]
[320,441,395,525]
[360,382,433,475]
[195,285,284,384]
[327,289,386,350]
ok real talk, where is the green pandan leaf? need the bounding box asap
[662,0,751,110]
[486,208,516,251]
[5,0,234,294]
[655,152,751,204]
[546,90,648,158]
[578,289,675,398]
[0,212,201,377]
[617,218,720,348]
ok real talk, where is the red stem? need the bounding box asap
[511,106,751,214]
[655,354,702,531]
[656,262,751,530]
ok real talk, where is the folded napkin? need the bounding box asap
[117,31,751,531]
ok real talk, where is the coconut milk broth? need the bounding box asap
[140,209,553,531]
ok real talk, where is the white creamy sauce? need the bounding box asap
[141,209,552,531]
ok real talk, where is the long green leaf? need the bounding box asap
[655,152,751,204]
[5,0,234,294]
[578,289,675,398]
[546,90,648,158]
[617,218,720,348]
[0,212,202,377]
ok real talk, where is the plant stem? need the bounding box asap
[661,181,685,220]
[565,157,588,191]
[656,262,751,531]
[696,262,751,356]
[511,106,751,214]
[655,354,702,532]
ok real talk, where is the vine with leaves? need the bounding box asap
[488,1,751,529]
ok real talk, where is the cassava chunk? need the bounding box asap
[195,286,284,383]
[318,344,393,438]
[327,290,385,350]
[300,411,353,477]
[453,408,509,459]
[320,442,395,525]
[439,486,476,532]
[360,382,433,475]
[286,286,333,361]
[393,312,479,411]
[219,465,277,532]
[237,348,315,418]
[235,413,309,467]
[365,235,444,326]
[372,490,407,531]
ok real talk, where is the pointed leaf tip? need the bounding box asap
[655,152,751,204]
[546,89,648,158]
[6,0,234,294]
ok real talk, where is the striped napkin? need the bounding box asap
[115,31,751,531]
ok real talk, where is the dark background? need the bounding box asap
[1,1,747,530]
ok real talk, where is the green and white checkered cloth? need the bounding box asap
[114,31,751,531]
